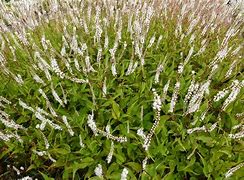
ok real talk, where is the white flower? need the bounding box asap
[152,88,162,111]
[97,48,102,62]
[177,63,184,74]
[111,63,117,76]
[169,82,180,113]
[14,74,24,85]
[102,77,107,97]
[229,130,244,139]
[162,80,170,102]
[62,115,74,136]
[40,131,50,149]
[184,46,194,65]
[106,141,114,164]
[94,164,103,177]
[225,163,244,178]
[50,58,65,79]
[121,168,129,180]
[18,176,33,180]
[213,89,229,102]
[142,157,148,170]
[33,74,46,85]
[79,135,85,148]
[137,128,146,139]
[85,56,96,73]
[87,111,97,135]
[51,83,65,107]
[148,34,155,48]
[74,58,80,72]
[154,64,164,84]
[222,80,241,111]
[187,126,207,134]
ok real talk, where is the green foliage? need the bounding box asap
[0,0,244,179]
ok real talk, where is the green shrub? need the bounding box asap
[0,0,243,179]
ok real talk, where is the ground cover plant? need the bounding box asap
[0,0,244,179]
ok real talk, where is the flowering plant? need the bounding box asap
[0,0,243,179]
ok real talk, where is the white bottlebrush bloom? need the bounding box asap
[0,131,23,142]
[142,157,148,170]
[106,141,114,164]
[94,164,103,177]
[62,115,74,136]
[236,112,244,118]
[105,124,110,134]
[187,126,207,134]
[126,61,138,75]
[0,96,11,104]
[209,122,218,132]
[41,35,48,51]
[59,83,67,105]
[34,111,62,131]
[0,113,24,130]
[104,32,109,49]
[184,46,194,65]
[40,131,50,149]
[19,100,35,112]
[156,35,163,49]
[47,153,56,163]
[225,59,238,78]
[186,80,211,114]
[60,45,66,56]
[177,63,184,74]
[152,88,162,111]
[154,64,164,84]
[74,58,81,72]
[222,80,241,111]
[137,128,146,139]
[33,150,47,156]
[97,48,102,63]
[189,33,195,44]
[87,111,97,136]
[225,162,244,178]
[51,58,65,79]
[66,76,88,84]
[121,168,129,180]
[51,84,65,107]
[229,130,244,139]
[102,77,107,97]
[148,34,155,48]
[162,80,170,102]
[18,176,33,180]
[213,89,229,102]
[184,78,197,104]
[43,69,52,81]
[71,34,78,53]
[14,74,24,85]
[232,123,244,130]
[85,56,96,73]
[79,135,85,148]
[33,74,46,85]
[0,131,11,141]
[200,108,209,122]
[169,82,180,113]
[111,63,117,76]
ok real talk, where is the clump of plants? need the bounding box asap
[0,0,243,179]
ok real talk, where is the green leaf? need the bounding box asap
[40,172,55,180]
[125,162,141,173]
[112,101,121,119]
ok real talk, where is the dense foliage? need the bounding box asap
[0,0,243,179]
